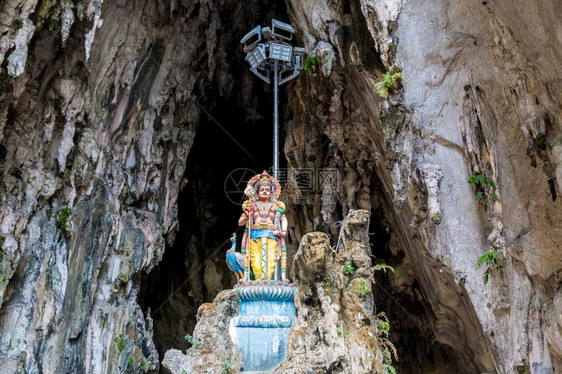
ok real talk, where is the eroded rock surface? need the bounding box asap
[281,0,562,372]
[277,209,387,373]
[0,0,264,372]
[161,290,243,374]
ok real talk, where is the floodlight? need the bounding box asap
[246,44,267,69]
[240,25,261,52]
[271,19,294,41]
[291,47,306,69]
[262,27,272,40]
[269,42,292,62]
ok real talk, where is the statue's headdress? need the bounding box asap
[245,171,281,202]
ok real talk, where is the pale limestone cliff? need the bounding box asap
[283,0,561,372]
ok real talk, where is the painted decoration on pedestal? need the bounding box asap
[231,280,296,371]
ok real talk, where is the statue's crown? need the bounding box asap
[258,176,272,188]
[246,171,282,202]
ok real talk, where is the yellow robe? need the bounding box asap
[242,200,285,280]
[249,236,278,280]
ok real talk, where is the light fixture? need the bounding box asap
[271,19,294,41]
[269,42,293,62]
[241,19,304,171]
[279,69,299,85]
[250,67,270,84]
[291,47,306,69]
[246,44,267,69]
[241,25,262,52]
[261,27,272,40]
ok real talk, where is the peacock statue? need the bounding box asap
[225,232,244,281]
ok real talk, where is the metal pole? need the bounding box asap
[273,59,281,281]
[273,59,279,180]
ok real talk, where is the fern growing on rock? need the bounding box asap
[475,250,504,285]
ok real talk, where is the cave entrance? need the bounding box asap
[138,98,268,362]
[138,2,293,363]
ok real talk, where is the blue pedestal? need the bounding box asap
[231,282,296,372]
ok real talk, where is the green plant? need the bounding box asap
[358,278,369,297]
[516,363,529,374]
[343,261,354,276]
[303,56,317,71]
[114,334,126,352]
[375,66,403,98]
[430,212,442,224]
[127,356,135,367]
[369,263,395,285]
[536,133,547,150]
[468,171,501,207]
[139,359,147,371]
[388,41,397,55]
[11,19,23,30]
[57,207,72,233]
[372,263,394,274]
[376,311,390,336]
[345,278,370,298]
[336,326,343,335]
[375,311,398,374]
[383,361,397,374]
[475,250,504,285]
[120,273,129,283]
[221,359,233,374]
[184,333,201,349]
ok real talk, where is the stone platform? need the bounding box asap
[231,280,296,372]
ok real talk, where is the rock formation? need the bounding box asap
[163,209,396,374]
[162,289,243,374]
[0,0,560,373]
[277,210,390,374]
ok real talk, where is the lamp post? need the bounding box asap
[241,20,304,281]
[241,19,305,180]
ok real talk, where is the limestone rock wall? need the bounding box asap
[0,0,262,372]
[396,1,562,371]
[284,0,562,372]
[161,290,243,374]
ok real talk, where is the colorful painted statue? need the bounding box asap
[238,171,288,281]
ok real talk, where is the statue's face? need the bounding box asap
[258,185,272,201]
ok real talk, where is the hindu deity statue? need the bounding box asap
[238,171,288,281]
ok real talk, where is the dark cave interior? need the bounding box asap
[138,79,291,361]
[368,186,460,373]
[138,0,292,361]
